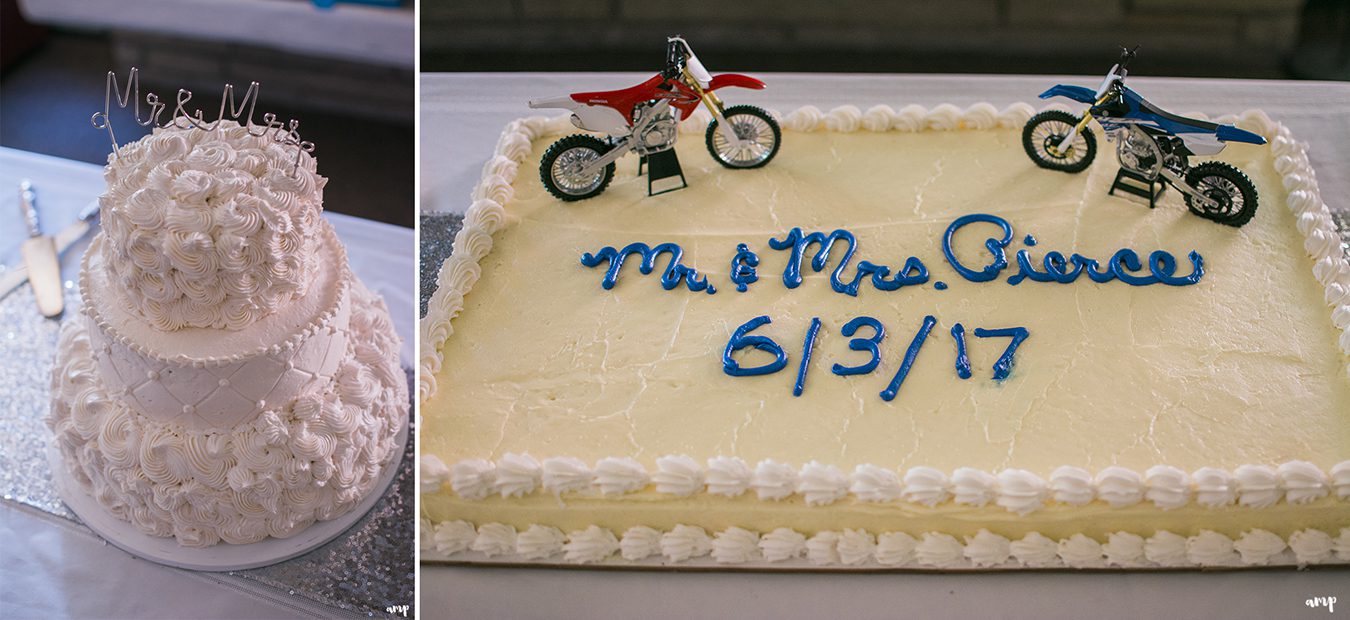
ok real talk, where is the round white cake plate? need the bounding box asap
[46,419,407,572]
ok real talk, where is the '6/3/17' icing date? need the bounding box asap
[722,315,1030,402]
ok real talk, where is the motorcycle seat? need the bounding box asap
[571,74,667,111]
[1137,97,1218,133]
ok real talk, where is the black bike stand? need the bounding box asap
[1109,167,1166,209]
[638,149,687,196]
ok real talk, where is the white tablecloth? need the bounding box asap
[0,146,414,619]
[420,73,1350,619]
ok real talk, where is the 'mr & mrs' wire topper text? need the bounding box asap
[91,67,316,176]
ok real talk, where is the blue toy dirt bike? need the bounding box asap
[1022,48,1267,227]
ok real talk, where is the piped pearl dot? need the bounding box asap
[182,405,194,414]
[218,378,230,387]
[257,400,266,409]
[147,371,159,380]
[284,361,295,371]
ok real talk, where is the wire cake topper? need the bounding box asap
[91,67,316,176]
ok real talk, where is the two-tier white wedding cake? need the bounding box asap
[48,119,408,547]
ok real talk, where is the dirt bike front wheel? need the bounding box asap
[540,134,615,201]
[1184,161,1259,227]
[706,105,781,169]
[1022,110,1097,173]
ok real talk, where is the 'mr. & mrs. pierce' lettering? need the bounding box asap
[579,212,1205,402]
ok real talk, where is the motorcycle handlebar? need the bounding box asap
[1119,45,1139,70]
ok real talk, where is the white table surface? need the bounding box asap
[420,72,1350,620]
[0,146,415,619]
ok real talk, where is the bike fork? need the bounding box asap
[1051,111,1095,158]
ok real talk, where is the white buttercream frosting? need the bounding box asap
[661,524,713,562]
[47,282,406,547]
[712,527,762,564]
[1049,466,1095,505]
[652,454,703,496]
[1103,532,1146,567]
[915,533,965,568]
[99,120,325,331]
[849,464,903,502]
[563,525,619,563]
[837,528,876,565]
[1010,532,1061,568]
[806,531,842,565]
[420,454,449,495]
[951,467,996,507]
[901,467,950,507]
[1095,466,1143,507]
[1278,460,1329,504]
[964,530,1011,567]
[751,459,798,501]
[516,524,565,560]
[619,526,662,561]
[797,461,848,506]
[1288,529,1334,566]
[1234,529,1287,565]
[759,528,807,562]
[995,469,1047,515]
[1144,465,1191,510]
[470,523,516,557]
[541,456,593,495]
[875,532,919,566]
[1193,467,1237,507]
[450,459,495,500]
[494,452,540,498]
[1234,464,1282,508]
[1332,461,1350,500]
[1335,528,1350,562]
[1143,531,1190,567]
[433,520,476,555]
[1187,531,1241,566]
[1058,534,1105,568]
[704,456,752,497]
[593,457,647,496]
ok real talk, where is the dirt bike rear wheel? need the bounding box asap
[1022,110,1097,173]
[706,105,781,169]
[540,134,615,201]
[1184,161,1259,227]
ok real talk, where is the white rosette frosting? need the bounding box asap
[619,526,663,561]
[964,530,1011,567]
[1010,532,1061,568]
[1193,467,1237,507]
[1278,460,1329,504]
[542,456,593,495]
[1234,529,1287,565]
[1103,532,1147,567]
[564,525,619,564]
[712,527,762,564]
[875,532,919,566]
[1094,466,1143,507]
[652,454,703,496]
[751,459,798,501]
[1186,531,1241,566]
[419,454,449,495]
[451,459,496,500]
[1049,466,1095,505]
[1143,531,1190,567]
[99,120,325,331]
[1288,529,1334,566]
[759,528,807,562]
[705,456,752,497]
[433,520,476,555]
[470,523,517,557]
[849,464,903,502]
[661,524,713,562]
[837,528,876,565]
[806,531,842,565]
[995,469,1047,515]
[516,525,565,560]
[494,453,541,498]
[901,466,950,507]
[47,281,406,548]
[915,533,965,568]
[797,461,849,506]
[594,457,647,496]
[1234,464,1282,508]
[1058,534,1105,568]
[951,467,996,507]
[1144,465,1191,510]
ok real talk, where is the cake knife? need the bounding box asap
[1,191,99,308]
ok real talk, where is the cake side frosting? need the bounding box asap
[98,119,326,332]
[48,277,405,547]
[419,103,1350,567]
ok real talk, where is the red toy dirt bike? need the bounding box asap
[528,36,782,201]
